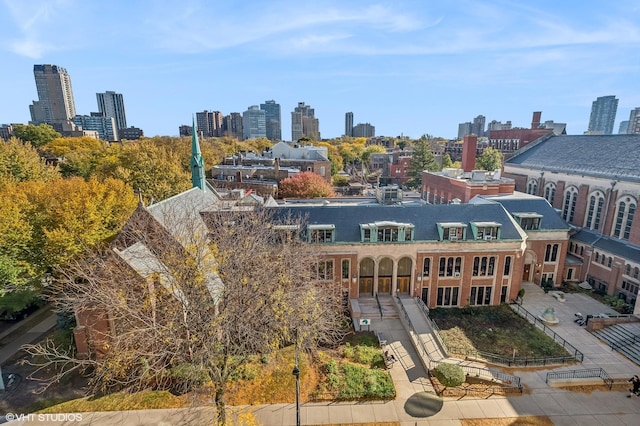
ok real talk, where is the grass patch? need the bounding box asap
[430,304,569,358]
[38,390,188,413]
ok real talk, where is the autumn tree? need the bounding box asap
[279,172,336,198]
[24,205,346,426]
[95,140,192,202]
[408,135,439,188]
[41,137,109,179]
[316,142,344,175]
[12,123,61,147]
[475,147,504,171]
[0,137,60,183]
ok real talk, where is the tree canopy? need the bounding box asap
[12,124,61,147]
[475,147,504,171]
[407,135,439,188]
[279,172,336,198]
[0,137,60,184]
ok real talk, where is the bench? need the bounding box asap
[550,291,566,302]
[375,331,387,347]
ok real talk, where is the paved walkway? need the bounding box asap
[6,284,640,425]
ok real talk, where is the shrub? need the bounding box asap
[433,363,465,387]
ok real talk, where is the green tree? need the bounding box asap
[408,135,438,188]
[475,147,503,171]
[0,137,60,183]
[12,124,61,147]
[442,153,453,169]
[279,172,336,198]
[0,188,37,313]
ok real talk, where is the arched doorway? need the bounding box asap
[378,258,393,295]
[397,257,412,294]
[359,258,374,296]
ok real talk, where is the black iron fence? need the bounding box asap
[510,303,584,363]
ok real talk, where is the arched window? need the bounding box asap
[562,186,579,223]
[585,190,605,231]
[526,179,538,195]
[613,196,637,240]
[544,182,556,205]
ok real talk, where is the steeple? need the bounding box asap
[191,115,205,190]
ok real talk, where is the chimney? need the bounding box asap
[462,134,478,172]
[531,111,542,129]
[236,171,243,183]
[274,157,280,174]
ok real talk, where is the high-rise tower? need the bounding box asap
[291,102,319,141]
[588,95,618,135]
[242,105,267,140]
[30,64,76,130]
[260,100,281,141]
[96,91,127,131]
[345,112,354,137]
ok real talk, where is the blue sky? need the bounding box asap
[2,0,639,139]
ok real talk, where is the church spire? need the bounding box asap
[191,115,205,190]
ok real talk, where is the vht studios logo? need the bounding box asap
[5,413,83,422]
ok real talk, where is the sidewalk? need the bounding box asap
[7,287,640,425]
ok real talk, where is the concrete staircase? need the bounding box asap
[592,324,640,366]
[358,296,399,319]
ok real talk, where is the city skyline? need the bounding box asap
[2,0,640,139]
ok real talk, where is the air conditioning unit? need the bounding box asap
[484,235,493,241]
[449,235,458,241]
[454,272,460,277]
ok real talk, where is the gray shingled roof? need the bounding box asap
[505,134,640,183]
[486,198,570,231]
[571,228,640,261]
[269,203,523,243]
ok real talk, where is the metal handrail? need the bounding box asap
[414,297,449,356]
[375,293,383,318]
[546,368,613,390]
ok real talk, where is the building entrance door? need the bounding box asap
[378,277,392,294]
[397,277,410,294]
[522,264,531,282]
[359,278,373,296]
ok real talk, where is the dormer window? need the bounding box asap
[470,221,502,240]
[308,224,335,243]
[271,224,300,244]
[360,221,415,242]
[437,222,466,241]
[513,213,542,231]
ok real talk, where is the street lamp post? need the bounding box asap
[292,339,301,426]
